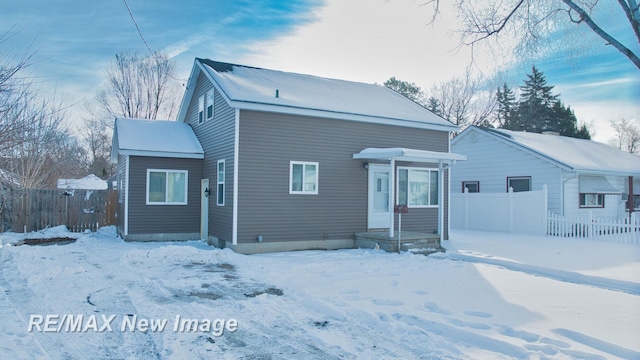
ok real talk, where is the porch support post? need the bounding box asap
[438,161,444,243]
[389,157,396,238]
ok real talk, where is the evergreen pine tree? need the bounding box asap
[517,66,558,132]
[496,83,517,129]
[426,97,442,117]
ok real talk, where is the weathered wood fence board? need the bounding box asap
[8,189,117,233]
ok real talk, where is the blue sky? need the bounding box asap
[2,0,638,143]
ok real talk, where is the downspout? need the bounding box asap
[561,171,578,216]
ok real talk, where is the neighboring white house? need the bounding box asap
[451,126,640,219]
[57,174,108,191]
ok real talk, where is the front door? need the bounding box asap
[368,164,391,229]
[201,179,209,240]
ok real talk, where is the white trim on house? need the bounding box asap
[232,108,239,246]
[289,161,319,195]
[145,169,189,205]
[217,159,225,206]
[396,166,439,208]
[116,149,204,159]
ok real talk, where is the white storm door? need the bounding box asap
[368,164,391,229]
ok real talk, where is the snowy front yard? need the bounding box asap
[0,227,639,359]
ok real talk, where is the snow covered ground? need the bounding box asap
[0,227,638,359]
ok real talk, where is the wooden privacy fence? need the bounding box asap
[547,211,640,244]
[8,189,117,233]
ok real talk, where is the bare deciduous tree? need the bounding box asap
[609,118,640,154]
[1,27,85,189]
[423,1,640,71]
[428,70,496,129]
[81,115,115,179]
[96,51,180,120]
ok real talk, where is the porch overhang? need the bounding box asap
[353,148,466,242]
[353,147,466,163]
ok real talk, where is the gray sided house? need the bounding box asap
[111,118,204,241]
[112,58,464,253]
[451,126,640,219]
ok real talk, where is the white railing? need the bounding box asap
[547,211,640,244]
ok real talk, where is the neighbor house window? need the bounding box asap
[147,169,188,205]
[397,167,438,207]
[507,176,531,192]
[217,159,225,206]
[634,195,640,210]
[198,95,204,124]
[206,89,215,120]
[580,193,604,208]
[462,181,479,193]
[290,161,318,194]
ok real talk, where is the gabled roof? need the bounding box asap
[453,126,640,176]
[110,118,204,162]
[177,59,458,132]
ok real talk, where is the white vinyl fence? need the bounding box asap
[547,211,640,244]
[451,184,640,244]
[450,185,548,235]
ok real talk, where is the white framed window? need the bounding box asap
[198,95,204,124]
[206,89,215,120]
[146,169,188,205]
[580,193,604,208]
[217,159,225,206]
[290,161,318,195]
[462,181,479,193]
[507,176,531,192]
[397,167,438,207]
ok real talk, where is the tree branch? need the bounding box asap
[562,0,640,70]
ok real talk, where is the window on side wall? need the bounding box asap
[147,169,188,205]
[462,181,479,193]
[217,159,225,206]
[507,176,531,192]
[206,89,215,120]
[290,161,318,195]
[397,167,438,207]
[198,95,204,124]
[580,193,604,208]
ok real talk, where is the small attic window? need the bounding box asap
[198,95,204,124]
[206,89,214,120]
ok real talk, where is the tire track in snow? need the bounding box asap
[443,253,640,296]
[0,249,89,359]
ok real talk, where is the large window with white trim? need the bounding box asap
[289,161,318,194]
[397,167,438,207]
[146,169,188,205]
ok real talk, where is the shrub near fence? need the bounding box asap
[547,211,640,244]
[9,189,117,233]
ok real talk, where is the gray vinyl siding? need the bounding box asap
[117,154,127,236]
[236,110,450,244]
[126,156,202,235]
[183,72,235,242]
